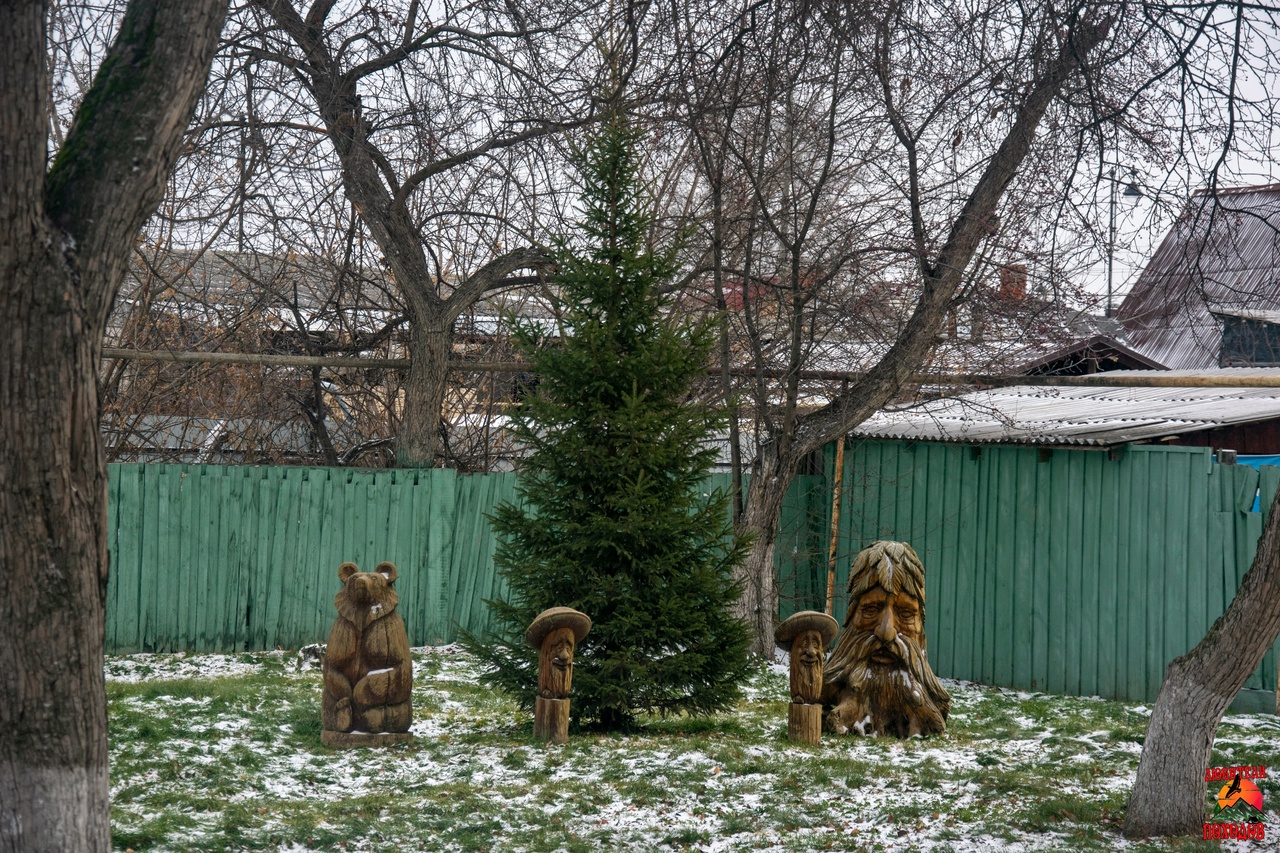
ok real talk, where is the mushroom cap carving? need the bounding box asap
[774,610,839,649]
[525,607,592,647]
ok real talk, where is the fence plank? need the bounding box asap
[992,448,1017,687]
[931,445,961,676]
[1010,450,1035,691]
[1164,454,1192,668]
[1095,453,1120,699]
[107,466,138,650]
[952,450,981,683]
[1046,450,1069,695]
[1126,450,1150,701]
[1184,457,1210,665]
[1078,452,1103,698]
[1034,448,1054,686]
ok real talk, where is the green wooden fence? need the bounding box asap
[106,443,1279,710]
[105,464,822,654]
[107,465,517,652]
[775,441,1279,713]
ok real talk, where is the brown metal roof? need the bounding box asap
[1014,332,1165,373]
[1115,184,1280,369]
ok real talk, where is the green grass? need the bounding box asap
[106,648,1280,852]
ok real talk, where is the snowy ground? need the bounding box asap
[106,647,1280,852]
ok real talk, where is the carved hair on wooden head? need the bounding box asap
[845,540,926,628]
[823,541,949,738]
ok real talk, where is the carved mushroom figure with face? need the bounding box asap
[774,611,839,704]
[539,626,577,699]
[526,607,591,742]
[775,610,839,744]
[822,541,950,738]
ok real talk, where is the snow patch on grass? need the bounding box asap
[106,646,1280,852]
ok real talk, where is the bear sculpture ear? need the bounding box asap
[338,562,360,582]
[375,561,398,584]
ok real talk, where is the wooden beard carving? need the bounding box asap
[822,542,950,738]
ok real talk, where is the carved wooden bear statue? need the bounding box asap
[321,561,413,747]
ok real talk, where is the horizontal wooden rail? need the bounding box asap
[102,348,1280,388]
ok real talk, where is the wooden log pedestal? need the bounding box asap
[322,730,414,748]
[774,610,839,745]
[526,607,592,744]
[787,703,823,744]
[534,697,571,744]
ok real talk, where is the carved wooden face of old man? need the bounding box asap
[538,626,576,699]
[822,541,950,737]
[790,629,826,703]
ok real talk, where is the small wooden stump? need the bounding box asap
[526,607,591,744]
[774,610,839,745]
[534,697,571,744]
[322,730,414,748]
[788,703,823,745]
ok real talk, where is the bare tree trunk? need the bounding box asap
[736,447,793,656]
[399,322,452,467]
[300,366,339,466]
[728,11,1113,655]
[0,2,225,850]
[1,255,111,853]
[1124,494,1280,838]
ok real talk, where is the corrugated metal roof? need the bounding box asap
[1115,184,1280,369]
[851,369,1280,446]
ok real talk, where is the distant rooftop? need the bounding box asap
[851,369,1280,447]
[1115,183,1280,370]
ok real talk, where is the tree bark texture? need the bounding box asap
[733,13,1112,655]
[1124,494,1280,838]
[0,3,225,850]
[399,323,453,467]
[737,451,790,656]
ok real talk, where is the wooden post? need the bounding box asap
[534,697,571,744]
[825,436,846,616]
[788,703,823,744]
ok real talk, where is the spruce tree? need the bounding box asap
[465,119,751,729]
